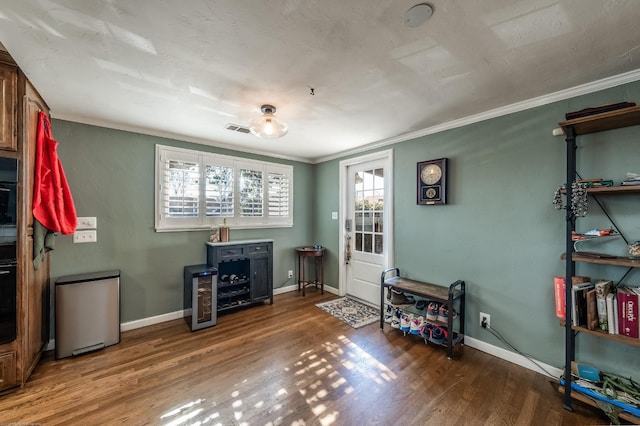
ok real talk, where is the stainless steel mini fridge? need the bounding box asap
[184,265,217,331]
[55,270,120,359]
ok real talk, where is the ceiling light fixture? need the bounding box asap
[249,104,288,139]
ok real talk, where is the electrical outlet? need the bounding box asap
[480,312,491,329]
[288,270,293,278]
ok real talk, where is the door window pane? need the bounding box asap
[352,167,385,254]
[375,235,383,254]
[364,234,372,253]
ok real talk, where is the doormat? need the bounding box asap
[315,297,379,329]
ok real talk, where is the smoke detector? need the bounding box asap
[404,3,434,28]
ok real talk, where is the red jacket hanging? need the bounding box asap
[32,111,77,235]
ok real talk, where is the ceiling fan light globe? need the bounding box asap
[249,107,288,139]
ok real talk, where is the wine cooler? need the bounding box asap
[183,265,217,331]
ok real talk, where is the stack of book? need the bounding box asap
[554,277,640,338]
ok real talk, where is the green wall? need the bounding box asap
[50,121,314,323]
[49,79,640,378]
[313,81,640,377]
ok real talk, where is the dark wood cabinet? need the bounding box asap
[0,55,16,152]
[207,240,273,312]
[250,250,271,302]
[0,50,50,394]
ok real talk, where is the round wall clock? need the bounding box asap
[417,158,448,205]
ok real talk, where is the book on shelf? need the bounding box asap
[617,287,639,338]
[554,276,590,320]
[586,289,598,330]
[594,280,612,332]
[606,292,617,335]
[573,282,594,327]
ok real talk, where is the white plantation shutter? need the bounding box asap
[165,159,200,217]
[156,145,293,231]
[239,169,263,217]
[205,163,234,218]
[268,171,289,217]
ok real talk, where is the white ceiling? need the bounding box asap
[1,0,640,162]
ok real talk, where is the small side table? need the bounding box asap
[295,246,326,296]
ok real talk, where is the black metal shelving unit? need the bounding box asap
[558,106,640,423]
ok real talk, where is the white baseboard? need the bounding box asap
[273,284,341,296]
[120,284,341,331]
[120,310,184,332]
[273,284,298,295]
[464,335,562,379]
[324,285,340,295]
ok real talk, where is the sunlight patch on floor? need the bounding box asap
[159,334,394,424]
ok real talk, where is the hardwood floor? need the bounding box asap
[0,290,611,425]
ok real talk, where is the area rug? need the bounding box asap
[315,297,380,329]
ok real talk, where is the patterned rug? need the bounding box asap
[315,297,380,329]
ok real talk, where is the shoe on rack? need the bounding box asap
[410,316,424,335]
[426,302,440,322]
[436,304,458,323]
[430,325,448,344]
[400,313,413,333]
[390,289,414,306]
[384,305,395,324]
[415,299,427,310]
[391,319,401,329]
[421,323,434,340]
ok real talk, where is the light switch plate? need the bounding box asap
[77,217,97,229]
[73,230,97,243]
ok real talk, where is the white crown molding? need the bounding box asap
[314,68,640,164]
[49,112,313,164]
[52,69,640,165]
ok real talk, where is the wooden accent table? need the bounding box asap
[295,246,325,296]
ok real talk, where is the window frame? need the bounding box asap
[155,145,293,232]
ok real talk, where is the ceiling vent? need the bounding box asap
[225,123,251,134]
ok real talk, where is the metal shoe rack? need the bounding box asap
[380,267,465,359]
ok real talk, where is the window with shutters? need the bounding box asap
[156,145,293,231]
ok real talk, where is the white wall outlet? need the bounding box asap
[73,230,97,243]
[288,270,293,278]
[331,212,338,220]
[77,217,97,229]
[480,312,491,329]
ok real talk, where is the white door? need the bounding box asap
[342,151,392,306]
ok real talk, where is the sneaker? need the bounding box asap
[391,319,401,329]
[436,304,458,323]
[426,302,440,322]
[410,316,424,335]
[384,305,394,324]
[430,325,448,344]
[415,299,427,310]
[400,313,413,333]
[421,323,434,340]
[390,289,414,306]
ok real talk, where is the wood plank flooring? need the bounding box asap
[0,290,612,425]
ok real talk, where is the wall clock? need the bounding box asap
[417,158,448,205]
